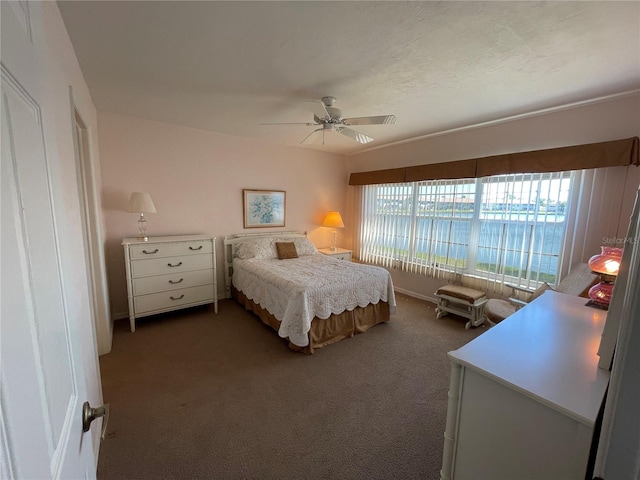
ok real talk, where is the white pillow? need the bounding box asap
[292,237,318,256]
[235,236,317,259]
[235,238,277,260]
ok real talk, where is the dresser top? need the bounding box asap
[449,290,610,426]
[122,234,214,246]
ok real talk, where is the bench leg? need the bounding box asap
[465,307,486,329]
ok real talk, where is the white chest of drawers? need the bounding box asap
[122,235,218,332]
[440,291,609,480]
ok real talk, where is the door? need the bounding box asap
[1,2,101,478]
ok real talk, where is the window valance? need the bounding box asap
[349,137,639,186]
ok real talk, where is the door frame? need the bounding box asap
[70,88,113,356]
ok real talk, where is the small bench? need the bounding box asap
[434,285,488,329]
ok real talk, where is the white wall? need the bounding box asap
[98,113,349,318]
[346,93,640,300]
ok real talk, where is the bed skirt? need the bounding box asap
[232,286,390,354]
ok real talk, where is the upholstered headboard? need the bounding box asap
[222,231,308,298]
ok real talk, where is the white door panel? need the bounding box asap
[3,68,76,450]
[1,105,53,479]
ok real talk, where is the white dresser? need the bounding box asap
[318,247,352,261]
[441,291,610,480]
[122,235,218,332]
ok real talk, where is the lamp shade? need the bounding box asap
[128,192,157,214]
[588,246,622,275]
[322,211,344,228]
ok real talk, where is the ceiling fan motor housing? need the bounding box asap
[314,107,342,124]
[319,96,342,122]
[326,106,342,121]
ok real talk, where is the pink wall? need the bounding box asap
[98,113,349,318]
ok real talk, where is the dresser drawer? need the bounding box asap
[131,254,212,277]
[133,269,213,296]
[130,240,212,260]
[134,284,214,315]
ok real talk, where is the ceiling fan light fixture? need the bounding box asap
[268,96,395,146]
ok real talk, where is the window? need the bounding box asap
[358,172,574,286]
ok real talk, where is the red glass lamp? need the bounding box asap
[587,246,623,309]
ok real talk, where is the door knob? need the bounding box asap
[82,401,110,440]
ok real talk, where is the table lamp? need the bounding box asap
[586,246,622,309]
[322,211,344,252]
[128,192,157,241]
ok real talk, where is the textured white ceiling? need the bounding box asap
[57,1,640,155]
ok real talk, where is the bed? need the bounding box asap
[224,232,396,353]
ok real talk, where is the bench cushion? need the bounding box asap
[436,285,486,304]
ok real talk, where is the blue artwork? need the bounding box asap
[244,190,285,227]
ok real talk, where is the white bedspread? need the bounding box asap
[232,254,396,347]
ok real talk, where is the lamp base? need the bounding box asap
[585,299,609,310]
[330,229,338,251]
[136,214,149,242]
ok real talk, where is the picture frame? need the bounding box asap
[243,189,286,228]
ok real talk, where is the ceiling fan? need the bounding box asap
[262,96,396,145]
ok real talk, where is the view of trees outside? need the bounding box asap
[363,173,573,283]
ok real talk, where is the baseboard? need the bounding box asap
[394,287,437,305]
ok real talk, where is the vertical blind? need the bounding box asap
[357,171,573,291]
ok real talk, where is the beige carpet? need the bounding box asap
[97,293,486,479]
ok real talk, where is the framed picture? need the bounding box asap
[243,189,286,228]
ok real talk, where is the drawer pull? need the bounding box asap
[189,245,203,251]
[167,262,183,267]
[142,249,159,254]
[169,278,184,284]
[170,294,185,301]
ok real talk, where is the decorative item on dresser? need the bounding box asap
[586,246,622,309]
[317,247,352,261]
[122,235,218,332]
[127,192,157,241]
[440,291,610,480]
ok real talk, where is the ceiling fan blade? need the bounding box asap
[300,128,323,145]
[261,122,317,126]
[304,101,330,121]
[342,115,396,126]
[338,127,374,144]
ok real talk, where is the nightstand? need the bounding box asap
[318,247,352,262]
